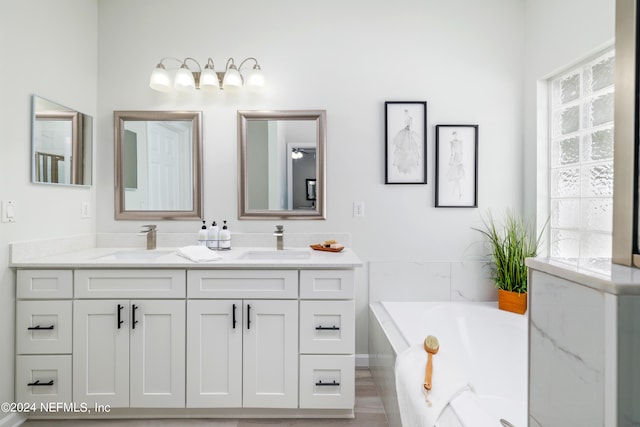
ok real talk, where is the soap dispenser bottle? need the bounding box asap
[198,220,208,245]
[207,221,220,249]
[219,220,231,249]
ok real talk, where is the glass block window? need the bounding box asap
[548,48,614,263]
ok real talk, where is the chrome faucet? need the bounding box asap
[274,225,284,250]
[140,225,157,250]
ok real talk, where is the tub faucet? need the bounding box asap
[274,225,284,250]
[141,225,157,250]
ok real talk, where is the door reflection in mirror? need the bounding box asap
[122,120,193,211]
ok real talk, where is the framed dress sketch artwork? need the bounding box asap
[385,101,427,184]
[435,124,478,207]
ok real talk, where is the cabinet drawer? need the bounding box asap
[299,355,355,409]
[187,270,298,299]
[16,301,72,354]
[299,301,354,354]
[16,355,72,404]
[300,270,354,299]
[17,270,73,299]
[74,269,186,298]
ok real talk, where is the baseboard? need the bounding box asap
[355,353,369,368]
[0,413,26,427]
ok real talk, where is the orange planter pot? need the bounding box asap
[498,289,527,315]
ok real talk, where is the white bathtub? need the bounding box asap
[369,301,527,427]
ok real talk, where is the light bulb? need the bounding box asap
[222,66,242,89]
[245,66,264,89]
[149,64,172,92]
[199,67,219,91]
[174,65,196,92]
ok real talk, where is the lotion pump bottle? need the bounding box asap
[207,221,220,249]
[219,220,231,249]
[198,220,208,245]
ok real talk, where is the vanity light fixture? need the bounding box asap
[149,56,264,93]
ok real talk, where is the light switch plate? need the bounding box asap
[81,202,91,218]
[2,200,16,223]
[353,201,365,217]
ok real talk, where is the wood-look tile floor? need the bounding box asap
[23,370,389,427]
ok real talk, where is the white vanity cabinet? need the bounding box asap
[72,270,186,408]
[186,270,299,408]
[14,260,359,418]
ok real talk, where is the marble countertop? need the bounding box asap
[10,246,363,269]
[526,257,640,295]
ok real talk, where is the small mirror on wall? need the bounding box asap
[31,95,93,186]
[114,111,203,220]
[238,110,326,219]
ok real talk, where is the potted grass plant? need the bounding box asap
[473,210,545,314]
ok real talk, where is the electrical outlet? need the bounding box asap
[81,202,91,218]
[353,201,365,217]
[2,200,16,223]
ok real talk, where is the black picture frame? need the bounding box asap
[384,101,427,184]
[435,124,478,208]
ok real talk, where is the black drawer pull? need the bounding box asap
[27,325,54,330]
[28,380,54,387]
[117,304,124,329]
[232,304,237,329]
[132,304,139,329]
[247,304,251,330]
[315,380,340,387]
[315,325,340,331]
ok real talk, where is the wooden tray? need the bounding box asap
[310,244,344,253]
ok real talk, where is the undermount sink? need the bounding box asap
[98,250,174,260]
[240,250,311,260]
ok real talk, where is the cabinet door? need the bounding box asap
[129,300,185,408]
[186,300,242,408]
[73,300,129,407]
[243,300,298,408]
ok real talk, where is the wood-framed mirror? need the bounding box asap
[238,110,326,220]
[114,111,203,220]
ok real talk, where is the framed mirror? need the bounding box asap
[114,111,203,220]
[238,110,326,219]
[31,95,93,186]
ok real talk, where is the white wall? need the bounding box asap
[0,0,98,421]
[97,0,526,354]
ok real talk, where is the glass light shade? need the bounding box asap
[245,67,265,89]
[199,67,220,91]
[222,67,242,89]
[149,66,172,92]
[174,66,196,92]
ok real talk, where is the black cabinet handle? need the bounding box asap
[28,380,54,387]
[232,304,237,329]
[315,380,340,387]
[247,304,251,330]
[27,325,54,330]
[132,304,139,329]
[117,304,124,329]
[315,325,340,331]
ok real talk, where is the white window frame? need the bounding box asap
[541,46,615,267]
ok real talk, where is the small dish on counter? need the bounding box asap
[310,244,345,252]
